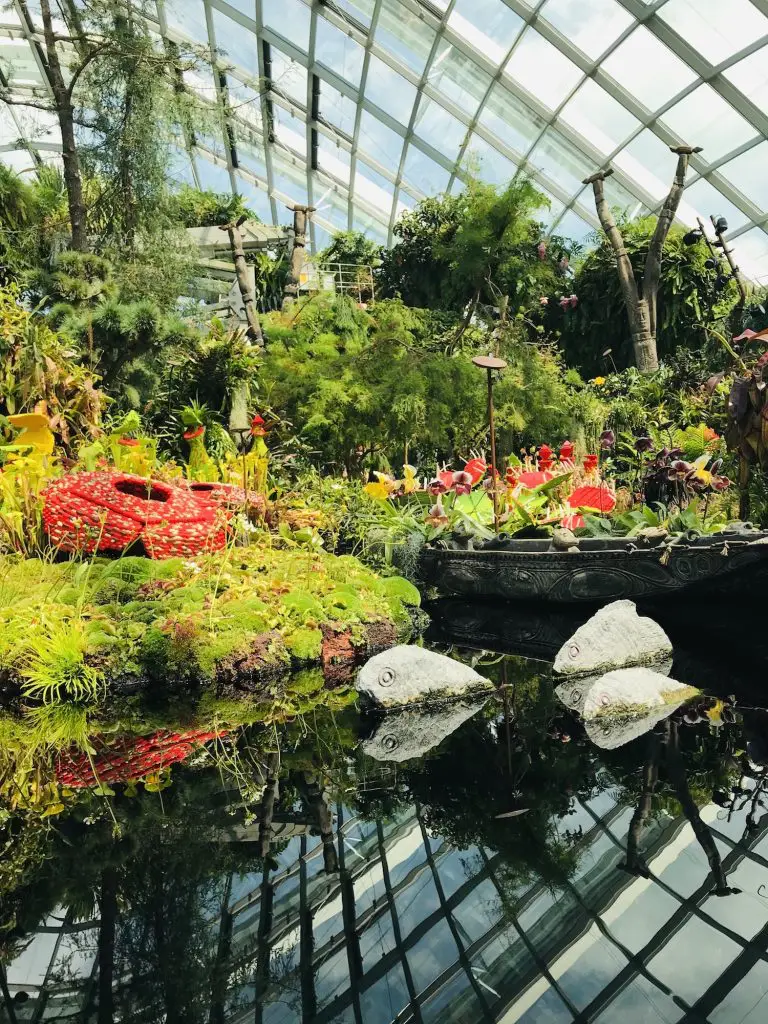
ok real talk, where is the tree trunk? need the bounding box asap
[222,218,263,345]
[628,296,658,373]
[643,149,695,339]
[258,751,280,859]
[40,0,88,251]
[622,734,659,876]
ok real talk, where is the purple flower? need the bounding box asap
[427,478,448,496]
[452,470,473,496]
[635,435,653,453]
[599,429,615,450]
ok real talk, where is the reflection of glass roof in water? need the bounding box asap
[2,0,768,279]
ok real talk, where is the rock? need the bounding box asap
[362,699,486,762]
[586,701,686,749]
[636,526,668,544]
[581,667,698,721]
[555,659,673,716]
[356,646,493,709]
[553,600,672,677]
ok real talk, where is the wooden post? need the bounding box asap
[220,216,263,345]
[282,203,316,309]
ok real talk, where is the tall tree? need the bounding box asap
[583,145,700,373]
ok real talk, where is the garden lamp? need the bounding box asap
[472,354,507,532]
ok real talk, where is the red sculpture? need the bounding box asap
[42,471,229,558]
[184,480,265,513]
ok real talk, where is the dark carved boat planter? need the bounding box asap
[420,532,768,603]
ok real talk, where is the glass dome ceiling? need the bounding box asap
[3,0,768,282]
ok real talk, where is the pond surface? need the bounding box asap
[3,601,768,1023]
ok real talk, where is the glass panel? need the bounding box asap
[528,128,596,194]
[412,96,468,163]
[724,45,768,111]
[600,174,646,220]
[315,16,365,86]
[358,110,405,168]
[516,987,573,1023]
[318,79,357,137]
[647,916,741,1005]
[194,154,232,192]
[554,209,595,245]
[317,134,351,185]
[355,164,394,215]
[429,42,492,117]
[359,964,410,1023]
[612,129,681,202]
[263,0,311,52]
[731,228,768,285]
[710,961,768,1024]
[315,947,351,1010]
[594,974,684,1023]
[225,0,255,16]
[551,925,629,1010]
[559,79,640,156]
[165,0,208,44]
[449,0,524,66]
[213,9,258,77]
[353,207,389,243]
[478,83,546,155]
[376,0,436,75]
[236,175,273,222]
[334,0,376,27]
[406,918,461,993]
[719,141,768,209]
[540,0,633,60]
[0,38,46,86]
[272,104,306,155]
[538,193,566,230]
[395,874,440,936]
[272,150,309,204]
[359,907,397,969]
[659,0,768,65]
[452,879,504,944]
[505,28,583,111]
[235,135,267,178]
[270,48,308,107]
[365,54,418,126]
[228,76,262,132]
[660,85,756,163]
[602,26,697,111]
[464,134,516,185]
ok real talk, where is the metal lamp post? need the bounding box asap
[472,354,508,532]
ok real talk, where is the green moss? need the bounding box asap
[377,575,421,607]
[285,628,323,662]
[0,543,417,697]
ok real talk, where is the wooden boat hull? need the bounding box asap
[420,533,768,603]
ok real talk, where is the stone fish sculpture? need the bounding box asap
[553,599,672,677]
[356,646,493,709]
[581,667,698,721]
[362,699,487,762]
[585,702,687,749]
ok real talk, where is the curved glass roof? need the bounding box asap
[3,0,768,282]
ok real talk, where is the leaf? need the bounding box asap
[495,808,530,819]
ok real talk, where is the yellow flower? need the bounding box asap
[592,376,606,386]
[7,413,55,456]
[402,465,418,494]
[363,472,397,501]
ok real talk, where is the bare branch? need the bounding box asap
[583,168,639,305]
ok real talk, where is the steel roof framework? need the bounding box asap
[2,0,768,280]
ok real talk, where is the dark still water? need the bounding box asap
[3,603,768,1023]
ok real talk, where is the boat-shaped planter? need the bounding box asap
[420,530,768,604]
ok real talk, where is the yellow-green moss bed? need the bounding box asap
[0,544,422,704]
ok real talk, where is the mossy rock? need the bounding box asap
[284,627,323,662]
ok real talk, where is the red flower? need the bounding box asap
[538,444,554,471]
[505,466,519,486]
[184,426,205,440]
[566,484,616,514]
[438,469,454,490]
[251,414,267,437]
[463,458,487,485]
[118,437,139,448]
[559,440,574,461]
[583,454,599,474]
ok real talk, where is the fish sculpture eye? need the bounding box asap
[568,644,580,659]
[378,668,395,687]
